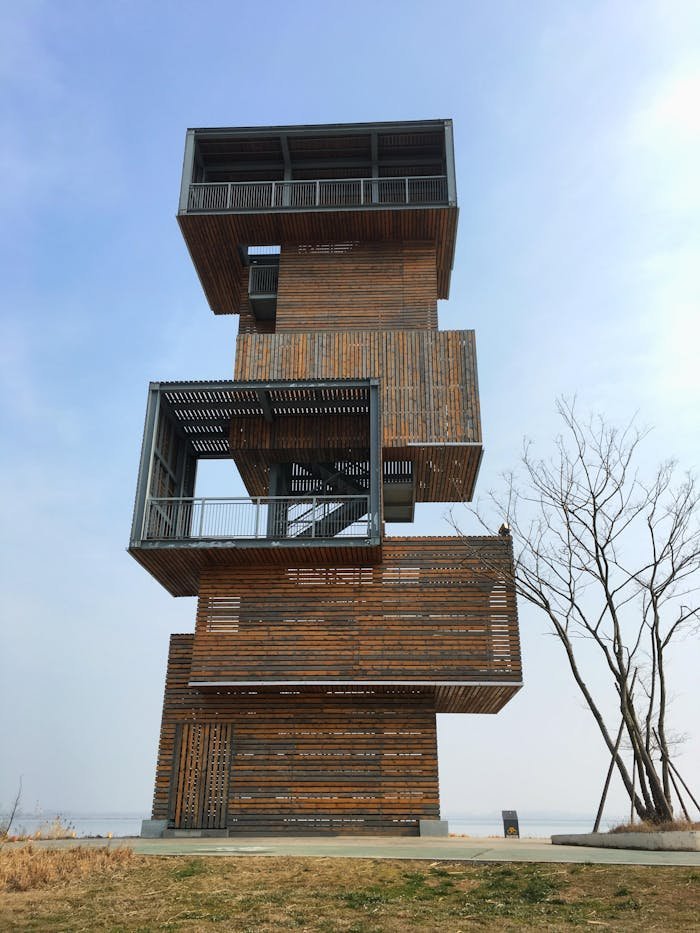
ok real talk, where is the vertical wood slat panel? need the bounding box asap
[233,329,482,502]
[273,241,438,333]
[169,721,233,829]
[234,330,480,446]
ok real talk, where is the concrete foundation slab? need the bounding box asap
[552,831,700,852]
[140,820,167,838]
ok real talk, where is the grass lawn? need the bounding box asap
[1,846,699,931]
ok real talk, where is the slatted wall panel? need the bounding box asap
[177,206,458,314]
[128,541,383,599]
[229,413,368,456]
[170,722,232,829]
[152,635,441,835]
[189,537,521,686]
[152,635,192,822]
[273,241,437,332]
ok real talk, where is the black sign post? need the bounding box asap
[502,810,519,838]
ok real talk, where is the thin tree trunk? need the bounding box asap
[594,717,625,832]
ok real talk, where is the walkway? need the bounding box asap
[30,835,700,867]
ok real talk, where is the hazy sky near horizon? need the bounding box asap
[1,0,698,821]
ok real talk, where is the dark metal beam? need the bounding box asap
[179,130,197,210]
[369,382,382,539]
[189,119,450,139]
[130,385,160,546]
[256,389,274,423]
[279,134,292,179]
[201,156,444,173]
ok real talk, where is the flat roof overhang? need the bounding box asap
[181,681,522,715]
[177,206,458,314]
[129,540,383,599]
[146,378,378,457]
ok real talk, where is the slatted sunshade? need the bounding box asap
[157,379,373,458]
[193,121,447,174]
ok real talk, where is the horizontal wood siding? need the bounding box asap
[274,242,437,332]
[189,537,520,684]
[229,413,368,456]
[129,541,382,599]
[152,635,440,835]
[177,206,457,314]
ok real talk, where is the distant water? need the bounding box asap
[447,817,622,838]
[6,814,623,839]
[7,816,146,839]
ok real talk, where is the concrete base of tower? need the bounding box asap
[140,819,168,838]
[419,820,449,837]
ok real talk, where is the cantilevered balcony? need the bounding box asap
[128,379,382,596]
[176,120,458,314]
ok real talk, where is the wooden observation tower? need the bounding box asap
[131,120,522,836]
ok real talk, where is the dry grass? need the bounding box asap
[0,844,132,893]
[0,847,698,931]
[609,819,700,834]
[2,815,79,843]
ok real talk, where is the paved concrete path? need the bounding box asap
[28,835,700,867]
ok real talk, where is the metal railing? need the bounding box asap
[248,263,279,296]
[187,176,448,212]
[143,496,371,541]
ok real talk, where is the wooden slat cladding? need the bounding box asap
[234,330,480,446]
[128,541,382,599]
[233,330,482,501]
[189,536,521,686]
[177,206,457,314]
[170,722,232,829]
[272,241,437,332]
[229,413,368,456]
[152,635,440,835]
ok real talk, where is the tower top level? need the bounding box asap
[178,119,459,314]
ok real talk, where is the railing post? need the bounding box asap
[254,498,260,538]
[312,497,316,537]
[227,183,232,210]
[316,180,320,207]
[142,497,151,540]
[405,177,409,204]
[199,499,205,537]
[271,181,276,208]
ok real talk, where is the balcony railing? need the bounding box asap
[143,496,371,541]
[187,176,448,212]
[248,263,279,296]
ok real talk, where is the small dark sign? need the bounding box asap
[502,810,519,838]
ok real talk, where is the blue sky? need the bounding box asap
[1,0,698,822]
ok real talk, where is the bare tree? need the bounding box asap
[457,400,700,824]
[0,778,22,840]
